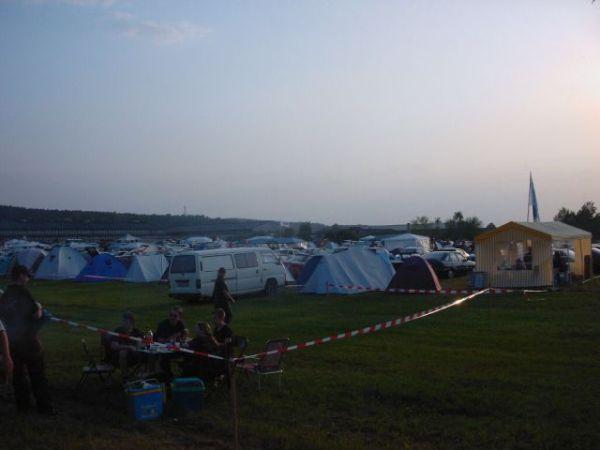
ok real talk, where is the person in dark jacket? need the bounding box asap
[0,318,13,384]
[180,322,220,379]
[0,265,54,414]
[212,267,235,324]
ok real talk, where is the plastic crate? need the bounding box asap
[171,377,205,412]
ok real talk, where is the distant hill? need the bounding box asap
[0,205,325,241]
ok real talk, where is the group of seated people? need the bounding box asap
[102,306,234,383]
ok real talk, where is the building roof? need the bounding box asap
[475,221,592,242]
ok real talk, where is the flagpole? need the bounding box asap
[527,172,531,222]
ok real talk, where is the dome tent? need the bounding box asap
[14,249,47,275]
[298,247,395,295]
[125,254,169,283]
[36,246,88,280]
[76,253,128,282]
[386,256,442,291]
[0,255,15,277]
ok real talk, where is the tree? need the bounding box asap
[555,201,600,239]
[298,222,312,241]
[411,216,430,227]
[323,224,359,244]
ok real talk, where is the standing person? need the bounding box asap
[0,318,14,384]
[0,265,54,414]
[212,267,235,324]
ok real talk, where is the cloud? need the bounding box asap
[111,11,209,45]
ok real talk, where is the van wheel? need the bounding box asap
[264,279,278,296]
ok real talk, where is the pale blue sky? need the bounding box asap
[1,0,599,225]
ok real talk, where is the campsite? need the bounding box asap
[2,2,600,449]
[0,277,599,449]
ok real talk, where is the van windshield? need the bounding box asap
[171,255,196,273]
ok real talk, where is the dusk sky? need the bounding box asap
[1,1,599,226]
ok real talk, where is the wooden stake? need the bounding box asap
[229,361,240,450]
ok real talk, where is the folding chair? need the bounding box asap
[241,338,289,390]
[76,338,116,391]
[233,335,249,359]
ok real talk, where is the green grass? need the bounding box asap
[1,278,599,449]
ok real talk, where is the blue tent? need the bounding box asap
[298,247,395,295]
[0,255,15,278]
[76,253,128,282]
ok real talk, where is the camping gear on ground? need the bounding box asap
[75,253,128,282]
[386,256,442,291]
[125,379,165,421]
[241,338,290,390]
[298,247,395,295]
[36,246,88,280]
[171,377,206,413]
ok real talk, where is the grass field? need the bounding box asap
[1,278,599,449]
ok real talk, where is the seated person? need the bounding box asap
[103,311,143,377]
[180,322,220,380]
[213,308,234,359]
[155,308,187,343]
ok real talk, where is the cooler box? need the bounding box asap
[125,380,164,421]
[171,377,205,412]
[469,271,488,289]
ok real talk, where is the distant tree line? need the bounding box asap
[554,201,600,239]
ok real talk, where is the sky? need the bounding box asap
[1,0,599,226]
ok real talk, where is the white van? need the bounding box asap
[169,247,287,300]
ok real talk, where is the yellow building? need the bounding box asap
[474,221,593,288]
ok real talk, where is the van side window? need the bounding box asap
[261,253,278,264]
[202,255,234,272]
[234,252,258,269]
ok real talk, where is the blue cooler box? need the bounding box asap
[125,380,164,421]
[171,377,205,412]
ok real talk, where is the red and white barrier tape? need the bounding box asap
[49,316,227,361]
[325,282,514,295]
[236,289,489,362]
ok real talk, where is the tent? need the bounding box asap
[125,254,169,283]
[247,236,278,246]
[0,255,15,277]
[298,247,395,295]
[14,249,47,274]
[386,256,441,291]
[76,253,128,282]
[36,246,88,280]
[382,233,431,254]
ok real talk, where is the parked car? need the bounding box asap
[424,250,475,278]
[592,247,600,275]
[169,247,287,301]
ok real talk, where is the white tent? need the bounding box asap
[299,247,395,295]
[14,249,47,274]
[125,254,169,283]
[36,246,88,280]
[183,236,213,247]
[382,233,431,254]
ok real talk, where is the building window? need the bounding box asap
[497,240,533,271]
